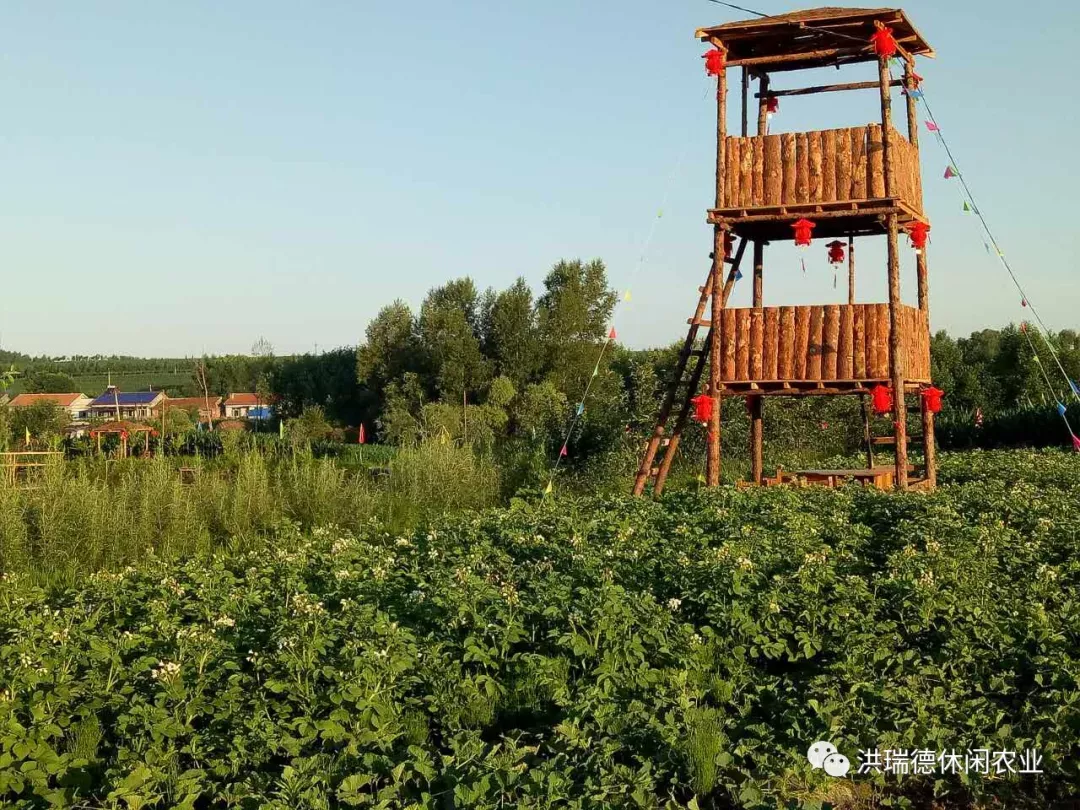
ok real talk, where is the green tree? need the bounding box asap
[357,301,419,392]
[417,278,489,402]
[285,405,335,447]
[23,371,78,393]
[535,259,618,395]
[480,278,540,386]
[10,401,69,445]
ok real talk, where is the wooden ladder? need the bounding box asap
[632,238,749,496]
[868,396,928,483]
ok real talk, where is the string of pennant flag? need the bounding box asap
[541,80,716,497]
[894,62,1080,448]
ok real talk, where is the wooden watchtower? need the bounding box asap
[634,7,937,495]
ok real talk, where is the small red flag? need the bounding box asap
[608,327,617,340]
[559,444,568,457]
[358,423,366,444]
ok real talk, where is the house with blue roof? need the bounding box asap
[88,386,165,421]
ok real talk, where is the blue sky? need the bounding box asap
[2,1,1076,357]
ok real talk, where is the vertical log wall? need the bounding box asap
[717,125,922,210]
[712,303,930,383]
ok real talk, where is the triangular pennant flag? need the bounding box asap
[543,480,553,496]
[944,166,957,179]
[1073,434,1080,452]
[657,209,664,219]
[1071,380,1080,397]
[997,247,1005,258]
[559,444,568,457]
[925,121,940,132]
[696,473,706,484]
[608,327,617,340]
[592,367,598,377]
[623,290,631,302]
[734,269,743,281]
[576,402,584,416]
[962,201,971,212]
[907,89,924,99]
[1057,402,1068,417]
[1022,298,1028,307]
[1032,354,1040,364]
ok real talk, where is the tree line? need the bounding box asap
[5,259,1080,462]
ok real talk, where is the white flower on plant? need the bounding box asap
[667,598,682,611]
[212,615,235,629]
[151,660,181,682]
[690,633,703,646]
[737,556,754,571]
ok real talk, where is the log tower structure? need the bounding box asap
[633,7,938,495]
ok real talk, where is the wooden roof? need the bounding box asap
[696,7,933,72]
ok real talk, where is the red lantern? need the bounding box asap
[703,49,725,77]
[766,97,779,114]
[870,22,898,58]
[906,221,930,251]
[691,394,715,423]
[921,386,944,414]
[826,240,846,265]
[871,384,893,416]
[792,218,816,247]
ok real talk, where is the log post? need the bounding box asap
[847,236,855,305]
[708,58,727,488]
[886,213,908,490]
[751,240,764,484]
[741,68,749,137]
[903,56,920,149]
[880,56,908,489]
[757,72,770,134]
[905,57,935,487]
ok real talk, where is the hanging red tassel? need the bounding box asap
[921,386,944,414]
[906,221,930,251]
[792,218,816,247]
[766,97,779,114]
[826,240,846,265]
[871,384,894,416]
[691,394,715,423]
[703,49,725,77]
[870,21,898,58]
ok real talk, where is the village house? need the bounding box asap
[8,392,94,420]
[223,393,265,419]
[88,387,165,421]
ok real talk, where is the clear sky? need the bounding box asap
[2,1,1077,357]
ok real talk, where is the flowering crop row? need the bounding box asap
[1,450,1079,808]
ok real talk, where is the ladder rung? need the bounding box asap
[872,435,924,446]
[688,318,712,327]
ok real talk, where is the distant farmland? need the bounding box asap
[5,370,192,397]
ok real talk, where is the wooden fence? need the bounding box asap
[715,303,931,383]
[718,125,923,211]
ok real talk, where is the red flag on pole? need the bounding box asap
[358,423,366,444]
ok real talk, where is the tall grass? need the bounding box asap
[0,442,499,584]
